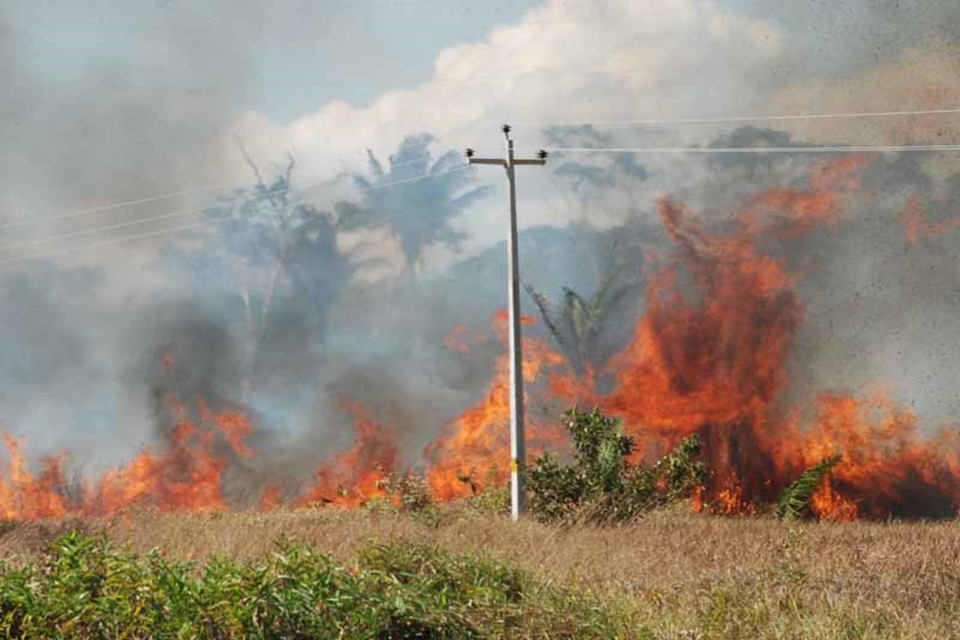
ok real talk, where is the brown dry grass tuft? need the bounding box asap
[1,506,959,638]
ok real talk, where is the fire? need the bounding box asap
[739,153,869,236]
[606,196,801,438]
[257,485,283,512]
[425,311,571,500]
[198,398,255,459]
[0,394,241,518]
[783,394,960,520]
[2,155,959,522]
[297,399,399,508]
[598,156,960,519]
[0,435,71,520]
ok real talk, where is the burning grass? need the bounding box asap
[2,156,960,524]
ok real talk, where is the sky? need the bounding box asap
[1,0,960,471]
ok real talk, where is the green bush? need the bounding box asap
[457,467,511,517]
[528,407,706,524]
[0,531,625,638]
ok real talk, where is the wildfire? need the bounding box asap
[2,155,958,521]
[0,394,245,519]
[425,311,570,500]
[296,399,399,508]
[598,156,960,519]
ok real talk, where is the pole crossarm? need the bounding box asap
[464,126,548,522]
[468,158,506,166]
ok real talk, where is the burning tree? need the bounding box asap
[524,267,638,374]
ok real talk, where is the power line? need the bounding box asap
[0,216,235,268]
[0,152,458,253]
[357,163,471,193]
[538,144,960,155]
[0,180,240,233]
[0,165,472,268]
[516,107,960,128]
[297,163,472,208]
[0,174,344,254]
[0,142,437,233]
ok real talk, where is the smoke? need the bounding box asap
[0,2,262,219]
[2,0,960,506]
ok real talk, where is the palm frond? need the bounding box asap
[524,283,566,349]
[776,455,842,521]
[563,288,593,342]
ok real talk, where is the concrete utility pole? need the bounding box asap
[465,125,547,521]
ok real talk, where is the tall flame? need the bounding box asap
[425,311,569,500]
[1,155,958,521]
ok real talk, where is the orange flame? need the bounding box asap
[425,311,571,500]
[297,399,398,508]
[597,156,960,518]
[3,155,959,522]
[0,394,245,518]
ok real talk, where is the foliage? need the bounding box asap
[367,472,445,527]
[335,134,491,275]
[525,268,638,373]
[374,471,433,514]
[452,467,510,517]
[166,151,355,405]
[528,407,706,524]
[776,455,843,521]
[0,532,623,639]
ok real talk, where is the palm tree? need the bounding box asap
[525,268,637,374]
[335,134,491,277]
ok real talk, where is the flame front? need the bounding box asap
[296,399,399,508]
[425,311,569,500]
[2,155,959,520]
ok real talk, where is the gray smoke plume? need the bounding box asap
[2,1,960,505]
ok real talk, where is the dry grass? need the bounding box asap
[1,507,959,638]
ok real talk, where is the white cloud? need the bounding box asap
[233,0,785,190]
[225,0,785,274]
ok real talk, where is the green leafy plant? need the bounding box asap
[459,468,511,517]
[0,533,625,638]
[528,407,706,524]
[776,455,842,521]
[525,269,636,373]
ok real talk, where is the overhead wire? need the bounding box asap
[0,141,438,233]
[0,164,471,268]
[0,150,448,253]
[536,144,960,155]
[514,107,960,128]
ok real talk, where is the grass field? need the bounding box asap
[0,506,958,638]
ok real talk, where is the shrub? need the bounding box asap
[528,407,706,524]
[458,467,511,517]
[0,531,625,638]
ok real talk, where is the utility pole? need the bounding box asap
[465,125,547,521]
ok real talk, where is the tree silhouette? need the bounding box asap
[172,147,354,401]
[525,268,638,374]
[335,134,491,277]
